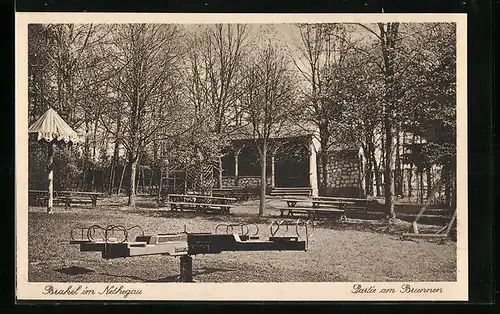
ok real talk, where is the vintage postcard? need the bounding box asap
[15,12,468,301]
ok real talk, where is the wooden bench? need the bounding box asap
[157,194,236,205]
[279,197,366,220]
[306,207,347,221]
[160,194,237,214]
[162,201,232,214]
[282,198,309,207]
[60,191,104,207]
[29,190,49,206]
[275,206,346,220]
[29,190,104,207]
[312,196,376,213]
[212,187,251,201]
[169,194,236,205]
[283,198,355,208]
[54,196,94,207]
[276,206,309,217]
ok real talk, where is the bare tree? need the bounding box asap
[240,43,296,216]
[291,23,360,195]
[185,24,251,187]
[356,23,453,218]
[185,24,250,134]
[101,24,186,207]
[29,23,116,191]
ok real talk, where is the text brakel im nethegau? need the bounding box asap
[43,285,142,299]
[352,284,443,294]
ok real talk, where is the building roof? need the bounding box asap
[227,121,318,141]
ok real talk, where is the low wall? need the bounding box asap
[320,187,361,198]
[222,176,272,188]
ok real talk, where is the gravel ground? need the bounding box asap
[27,197,457,283]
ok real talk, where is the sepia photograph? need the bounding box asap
[16,13,468,301]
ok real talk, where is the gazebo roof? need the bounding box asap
[28,108,78,144]
[227,121,318,141]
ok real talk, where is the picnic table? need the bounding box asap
[277,196,377,220]
[161,194,237,214]
[212,187,251,201]
[275,198,344,220]
[28,190,104,207]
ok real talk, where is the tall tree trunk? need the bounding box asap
[395,128,402,196]
[218,155,223,188]
[379,126,386,197]
[118,163,126,195]
[320,151,329,195]
[363,144,373,196]
[142,167,146,192]
[444,163,451,208]
[158,168,163,200]
[148,169,153,195]
[426,166,433,199]
[108,161,115,195]
[128,154,138,207]
[259,144,267,216]
[92,118,98,162]
[408,133,416,199]
[165,159,170,194]
[367,136,377,196]
[384,116,396,219]
[372,143,381,197]
[81,119,90,190]
[135,161,141,195]
[91,167,95,191]
[419,169,424,204]
[451,167,456,210]
[379,22,399,220]
[110,115,122,194]
[408,163,414,198]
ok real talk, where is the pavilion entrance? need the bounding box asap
[274,137,310,188]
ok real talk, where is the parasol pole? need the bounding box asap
[47,141,54,214]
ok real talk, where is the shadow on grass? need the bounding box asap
[151,267,236,282]
[56,266,95,275]
[131,207,291,224]
[133,202,159,209]
[59,266,235,282]
[119,206,453,241]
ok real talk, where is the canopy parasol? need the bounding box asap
[28,108,78,213]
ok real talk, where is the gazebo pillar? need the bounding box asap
[309,136,319,197]
[270,154,276,188]
[234,152,240,186]
[218,155,223,188]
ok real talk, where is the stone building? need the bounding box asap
[219,123,366,197]
[219,124,451,202]
[317,147,365,197]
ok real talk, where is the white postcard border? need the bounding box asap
[15,12,468,301]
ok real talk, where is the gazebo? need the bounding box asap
[28,108,78,213]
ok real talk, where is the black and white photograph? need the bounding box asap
[16,13,468,301]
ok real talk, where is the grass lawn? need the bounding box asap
[27,197,457,283]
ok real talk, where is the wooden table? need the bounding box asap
[282,198,356,209]
[29,190,104,207]
[162,194,237,214]
[168,194,237,203]
[212,187,250,201]
[312,196,375,213]
[278,197,372,220]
